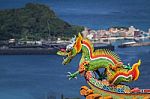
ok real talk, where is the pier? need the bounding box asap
[0,48,57,55]
[118,42,150,48]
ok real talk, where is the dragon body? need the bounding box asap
[57,33,150,98]
[57,33,140,85]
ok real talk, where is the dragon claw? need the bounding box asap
[66,72,78,80]
[69,77,72,80]
[67,75,70,77]
[67,72,71,75]
[75,77,77,79]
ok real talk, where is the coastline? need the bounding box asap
[0,43,115,55]
[0,48,57,55]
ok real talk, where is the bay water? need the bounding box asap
[0,45,150,99]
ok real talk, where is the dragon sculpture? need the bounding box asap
[57,33,150,98]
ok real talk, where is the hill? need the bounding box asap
[0,3,84,40]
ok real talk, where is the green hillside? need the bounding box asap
[0,3,84,40]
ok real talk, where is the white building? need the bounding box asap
[128,26,137,37]
[82,27,89,38]
[149,28,150,34]
[9,39,15,43]
[87,34,94,40]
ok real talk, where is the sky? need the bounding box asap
[0,0,150,30]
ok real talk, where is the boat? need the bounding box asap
[94,43,114,51]
[0,43,67,55]
[118,41,136,48]
[118,41,150,48]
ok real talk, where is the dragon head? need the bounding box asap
[57,33,83,65]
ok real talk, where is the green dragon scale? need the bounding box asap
[57,33,140,85]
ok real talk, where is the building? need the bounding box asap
[97,30,109,38]
[9,39,15,43]
[128,26,136,37]
[109,27,128,33]
[82,27,90,38]
[109,27,129,37]
[134,30,141,37]
[149,28,150,34]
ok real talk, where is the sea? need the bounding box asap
[0,43,150,99]
[0,0,150,99]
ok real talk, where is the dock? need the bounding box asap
[118,42,150,48]
[0,43,115,55]
[0,48,57,55]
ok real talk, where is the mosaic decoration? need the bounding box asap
[57,33,150,99]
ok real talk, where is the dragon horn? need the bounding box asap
[137,59,141,66]
[78,33,82,38]
[69,78,71,80]
[67,72,71,75]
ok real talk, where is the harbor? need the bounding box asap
[0,41,66,55]
[1,36,150,55]
[0,42,114,55]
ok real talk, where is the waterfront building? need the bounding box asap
[109,27,128,37]
[134,30,141,37]
[85,29,97,40]
[82,27,90,38]
[109,27,128,33]
[96,30,108,38]
[111,32,120,37]
[82,26,148,40]
[128,26,136,37]
[87,34,94,40]
[149,28,150,34]
[109,27,118,33]
[9,39,16,43]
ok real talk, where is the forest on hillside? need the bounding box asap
[0,3,84,40]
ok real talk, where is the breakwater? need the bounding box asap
[118,42,150,48]
[0,44,114,55]
[0,48,57,55]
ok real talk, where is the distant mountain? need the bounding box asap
[0,3,84,40]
